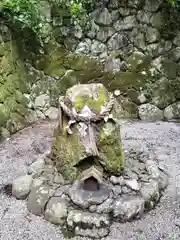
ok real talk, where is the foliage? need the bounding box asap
[1,0,43,34]
[161,0,180,39]
[1,0,95,38]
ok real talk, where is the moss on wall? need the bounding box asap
[0,30,32,137]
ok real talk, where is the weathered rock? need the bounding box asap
[164,102,180,120]
[53,185,69,198]
[140,180,160,208]
[89,205,97,212]
[28,159,45,177]
[95,8,112,26]
[74,24,83,39]
[134,32,146,50]
[67,209,110,231]
[0,127,10,140]
[170,47,180,62]
[36,110,46,119]
[96,196,113,213]
[151,11,164,29]
[124,179,140,191]
[150,77,177,109]
[112,185,122,196]
[87,21,100,39]
[108,0,120,9]
[96,27,115,43]
[138,104,163,121]
[114,16,137,31]
[137,11,152,24]
[104,56,122,73]
[173,32,180,47]
[158,171,169,191]
[12,175,33,199]
[144,0,163,12]
[34,94,50,109]
[32,178,45,188]
[119,8,131,16]
[26,110,38,124]
[27,185,55,215]
[146,160,160,179]
[121,186,132,194]
[75,39,91,54]
[44,196,68,224]
[74,226,109,238]
[146,27,160,43]
[44,107,58,120]
[68,180,111,209]
[91,40,107,55]
[107,33,128,51]
[113,196,145,220]
[53,173,64,184]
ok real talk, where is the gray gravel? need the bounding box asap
[0,120,180,240]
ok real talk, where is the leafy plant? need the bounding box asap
[2,0,43,34]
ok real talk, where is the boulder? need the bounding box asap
[138,103,163,121]
[44,196,68,224]
[34,94,50,109]
[67,210,110,237]
[12,175,33,199]
[95,8,112,26]
[27,185,55,215]
[44,107,58,120]
[113,195,145,220]
[164,102,180,120]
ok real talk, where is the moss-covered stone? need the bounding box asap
[150,77,178,109]
[0,85,11,103]
[74,86,108,113]
[161,58,177,79]
[64,54,103,82]
[126,52,152,73]
[33,40,67,77]
[0,104,8,127]
[98,121,124,173]
[50,83,125,181]
[51,123,86,181]
[110,71,148,103]
[6,112,26,134]
[115,96,138,118]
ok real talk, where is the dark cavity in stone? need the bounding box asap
[83,177,100,191]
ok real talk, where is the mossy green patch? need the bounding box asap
[74,87,108,112]
[98,121,125,174]
[0,104,8,127]
[151,77,180,109]
[0,85,11,103]
[33,40,67,77]
[6,112,26,134]
[161,58,177,79]
[126,52,152,73]
[51,119,86,181]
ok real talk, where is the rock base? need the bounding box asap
[11,149,168,239]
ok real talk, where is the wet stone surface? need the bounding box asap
[11,147,168,238]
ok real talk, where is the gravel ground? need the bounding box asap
[0,119,180,240]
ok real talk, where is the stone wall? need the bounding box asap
[0,25,62,140]
[1,0,180,139]
[55,0,180,122]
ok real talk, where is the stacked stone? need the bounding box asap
[11,148,168,239]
